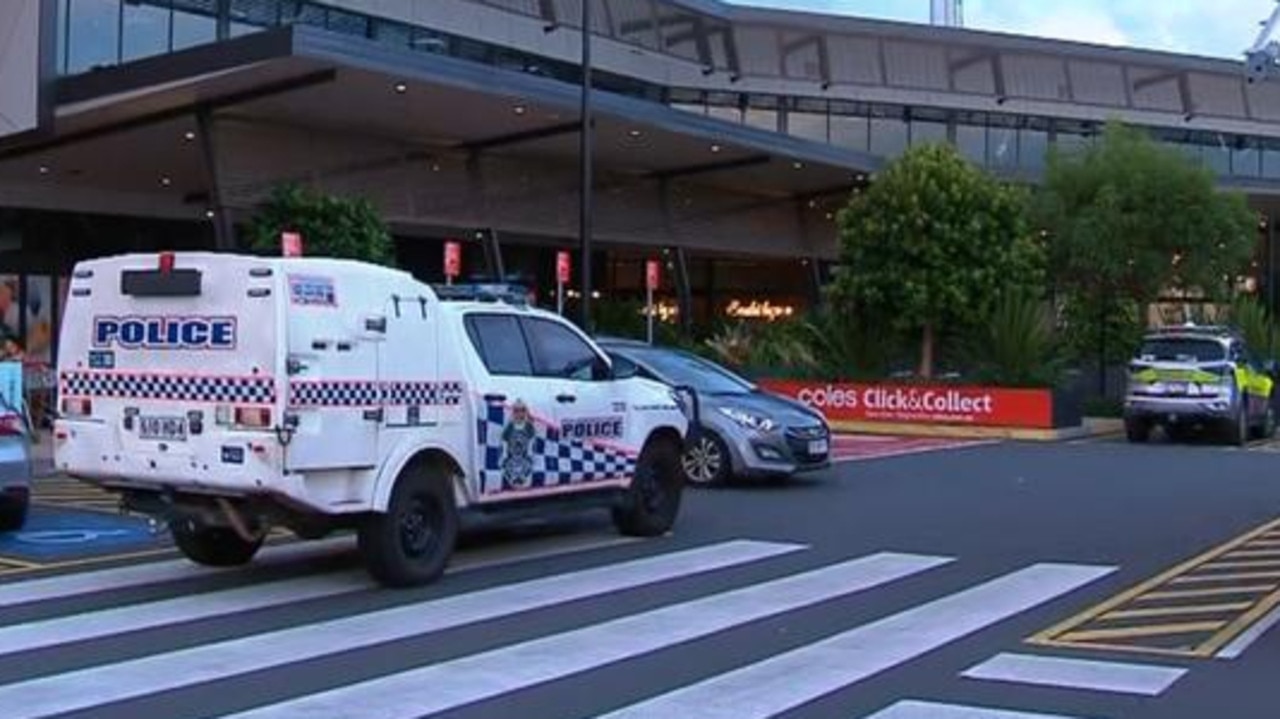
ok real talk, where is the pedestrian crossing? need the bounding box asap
[0,535,1218,719]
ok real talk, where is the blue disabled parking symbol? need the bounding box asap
[0,507,165,561]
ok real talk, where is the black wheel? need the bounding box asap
[0,495,27,532]
[358,462,458,588]
[1125,417,1151,443]
[680,431,732,487]
[169,521,263,567]
[1229,399,1250,446]
[613,436,684,537]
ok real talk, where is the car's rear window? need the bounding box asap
[1136,338,1226,362]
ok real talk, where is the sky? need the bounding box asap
[732,1,1278,60]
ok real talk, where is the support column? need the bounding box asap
[196,108,235,251]
[578,0,595,331]
[671,246,693,337]
[1269,210,1276,358]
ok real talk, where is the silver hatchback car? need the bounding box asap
[599,339,832,487]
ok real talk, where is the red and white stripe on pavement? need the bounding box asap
[830,434,995,463]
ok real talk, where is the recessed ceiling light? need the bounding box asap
[204,209,215,219]
[513,104,526,115]
[710,143,722,153]
[37,166,49,175]
[792,161,803,169]
[184,131,196,142]
[394,82,408,94]
[430,163,441,172]
[160,176,172,187]
[628,129,642,138]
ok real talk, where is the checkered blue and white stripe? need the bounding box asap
[59,371,277,404]
[477,403,636,494]
[289,381,465,407]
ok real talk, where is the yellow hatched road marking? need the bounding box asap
[1027,516,1280,657]
[1058,620,1228,643]
[1102,602,1254,620]
[1171,570,1280,584]
[1137,585,1279,601]
[1200,559,1280,570]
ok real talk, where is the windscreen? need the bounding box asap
[1135,338,1226,363]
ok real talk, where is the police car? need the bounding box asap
[54,252,692,587]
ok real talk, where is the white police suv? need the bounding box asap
[54,252,692,587]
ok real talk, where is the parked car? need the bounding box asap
[1124,324,1278,445]
[0,391,31,532]
[598,338,831,486]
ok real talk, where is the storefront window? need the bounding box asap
[229,0,282,38]
[67,0,121,74]
[1233,137,1262,178]
[987,119,1018,170]
[829,112,868,152]
[909,108,948,147]
[743,96,779,132]
[869,108,908,158]
[787,111,827,142]
[1018,122,1049,174]
[1200,132,1231,176]
[1263,141,1280,179]
[955,123,986,165]
[172,0,216,50]
[123,0,171,62]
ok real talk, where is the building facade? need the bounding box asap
[2,0,1279,357]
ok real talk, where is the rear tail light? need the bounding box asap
[233,406,272,428]
[61,397,92,417]
[0,414,24,437]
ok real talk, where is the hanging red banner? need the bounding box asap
[645,259,660,291]
[444,240,462,278]
[557,251,571,284]
[281,231,303,257]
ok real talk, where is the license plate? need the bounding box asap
[139,416,187,441]
[808,439,829,455]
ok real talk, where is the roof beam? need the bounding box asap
[460,121,582,152]
[619,12,696,37]
[645,154,772,181]
[780,33,831,86]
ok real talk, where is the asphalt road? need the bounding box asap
[0,437,1276,718]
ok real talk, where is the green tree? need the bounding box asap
[245,184,396,266]
[827,143,1043,378]
[1037,121,1257,364]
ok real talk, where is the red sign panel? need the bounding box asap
[760,380,1054,429]
[281,231,303,257]
[645,259,661,291]
[444,240,462,278]
[557,251,571,284]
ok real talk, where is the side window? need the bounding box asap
[608,352,639,378]
[464,314,534,376]
[523,318,604,380]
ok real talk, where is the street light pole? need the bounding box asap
[578,0,594,331]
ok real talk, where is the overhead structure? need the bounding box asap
[930,0,964,28]
[1246,1,1280,83]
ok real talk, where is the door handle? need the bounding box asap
[556,394,577,403]
[484,393,507,404]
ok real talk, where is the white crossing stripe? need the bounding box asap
[0,571,372,657]
[0,539,803,719]
[1217,602,1280,659]
[864,699,1103,718]
[0,537,353,610]
[222,552,954,719]
[961,653,1186,696]
[599,563,1117,719]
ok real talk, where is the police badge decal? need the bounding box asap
[500,400,536,490]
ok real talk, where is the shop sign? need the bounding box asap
[726,299,795,321]
[761,380,1054,429]
[444,241,462,278]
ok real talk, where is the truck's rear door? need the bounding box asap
[56,252,281,483]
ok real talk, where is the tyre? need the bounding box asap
[358,462,458,588]
[170,521,263,567]
[1256,394,1277,440]
[613,435,684,537]
[680,430,732,487]
[1164,423,1194,443]
[0,495,27,532]
[1229,399,1250,447]
[1125,417,1151,443]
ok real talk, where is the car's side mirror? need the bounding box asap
[612,361,638,380]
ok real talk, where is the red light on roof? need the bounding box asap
[158,252,175,273]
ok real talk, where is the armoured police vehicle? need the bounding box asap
[54,252,691,587]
